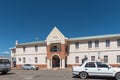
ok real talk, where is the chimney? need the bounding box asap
[15,40,18,45]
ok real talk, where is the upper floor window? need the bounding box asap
[88,41,92,48]
[50,43,61,52]
[106,40,110,47]
[75,42,79,49]
[95,40,99,48]
[35,45,38,52]
[12,49,16,53]
[117,39,120,47]
[51,46,57,52]
[23,46,26,52]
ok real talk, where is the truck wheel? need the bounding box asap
[79,72,88,79]
[115,72,120,80]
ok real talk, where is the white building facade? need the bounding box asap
[11,27,120,69]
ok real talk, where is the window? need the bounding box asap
[35,57,38,63]
[35,45,38,52]
[117,55,120,63]
[19,58,21,62]
[95,40,99,48]
[12,49,16,53]
[45,57,47,63]
[91,56,95,61]
[117,39,120,47]
[96,62,108,68]
[0,59,10,64]
[53,46,57,52]
[75,42,79,49]
[75,56,79,63]
[23,46,26,52]
[85,62,95,68]
[51,46,59,52]
[106,40,110,47]
[50,43,61,52]
[104,56,108,63]
[23,57,25,63]
[88,41,92,48]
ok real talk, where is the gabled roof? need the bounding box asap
[46,26,65,40]
[68,33,120,41]
[18,41,45,46]
[17,33,120,46]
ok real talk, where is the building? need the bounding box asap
[11,27,120,69]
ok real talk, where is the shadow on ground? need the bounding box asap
[0,72,16,76]
[73,75,115,80]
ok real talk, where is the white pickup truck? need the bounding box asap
[72,61,120,80]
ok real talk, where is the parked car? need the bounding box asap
[72,61,120,80]
[21,64,39,70]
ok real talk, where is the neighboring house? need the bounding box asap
[10,27,120,69]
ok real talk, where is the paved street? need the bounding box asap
[0,69,115,80]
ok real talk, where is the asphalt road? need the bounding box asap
[0,69,115,80]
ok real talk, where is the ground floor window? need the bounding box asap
[75,56,79,63]
[91,56,95,61]
[104,56,108,63]
[117,55,120,63]
[18,58,21,62]
[23,57,26,63]
[35,57,38,63]
[45,57,47,63]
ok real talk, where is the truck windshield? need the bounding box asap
[0,59,10,64]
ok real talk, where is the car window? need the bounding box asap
[85,62,96,68]
[96,62,108,68]
[24,64,31,66]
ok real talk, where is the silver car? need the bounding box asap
[21,64,39,70]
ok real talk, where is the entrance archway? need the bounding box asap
[52,55,60,67]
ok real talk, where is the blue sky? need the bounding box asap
[0,0,120,56]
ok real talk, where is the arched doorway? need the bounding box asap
[52,55,60,67]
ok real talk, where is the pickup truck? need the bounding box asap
[72,61,120,80]
[0,58,11,74]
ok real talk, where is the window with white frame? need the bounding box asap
[35,57,38,63]
[23,46,26,52]
[95,40,99,48]
[45,57,47,63]
[117,55,120,63]
[23,57,25,63]
[104,56,108,63]
[18,58,21,62]
[91,56,95,61]
[75,42,79,49]
[75,56,79,63]
[117,39,120,47]
[35,45,38,52]
[88,41,92,48]
[106,40,110,47]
